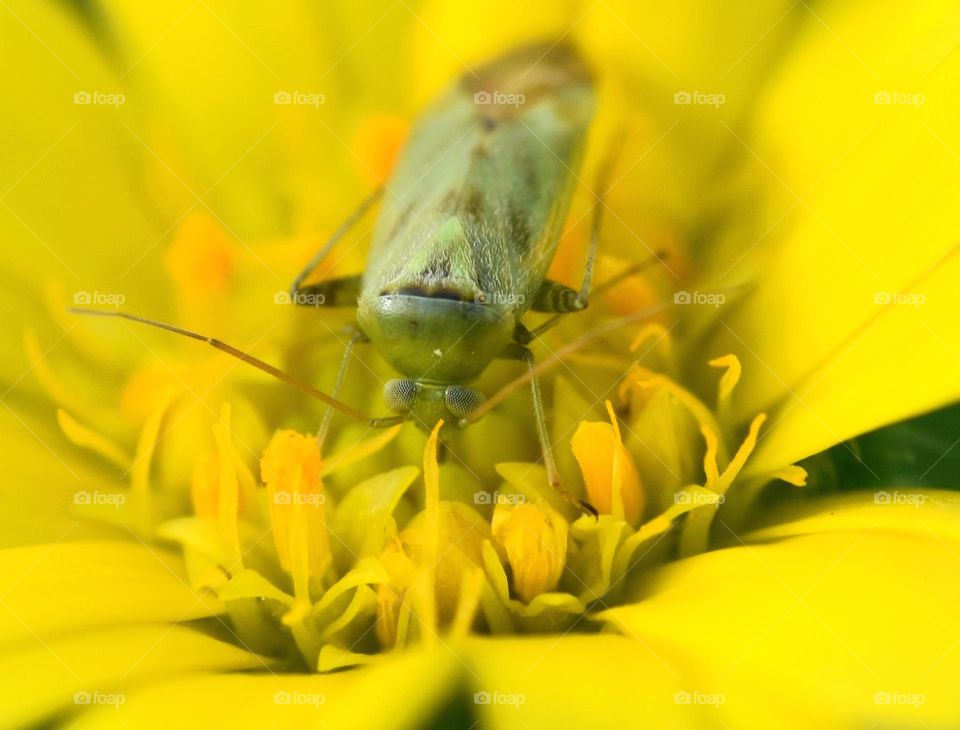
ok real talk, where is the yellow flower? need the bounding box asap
[3,0,960,728]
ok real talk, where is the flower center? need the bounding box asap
[48,332,798,672]
[39,218,805,671]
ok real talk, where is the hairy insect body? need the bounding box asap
[357,44,595,400]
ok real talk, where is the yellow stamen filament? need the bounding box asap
[417,420,443,644]
[130,390,173,532]
[320,424,402,477]
[709,354,742,420]
[450,566,486,638]
[629,322,674,361]
[605,400,626,522]
[680,413,768,556]
[621,366,730,469]
[24,329,87,415]
[56,408,130,470]
[212,404,242,570]
[770,465,808,486]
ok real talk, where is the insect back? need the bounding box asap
[357,43,596,433]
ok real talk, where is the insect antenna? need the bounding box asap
[69,307,384,425]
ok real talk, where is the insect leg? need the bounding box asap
[290,275,363,308]
[316,329,367,448]
[516,251,667,345]
[500,343,598,518]
[289,185,383,296]
[519,137,623,337]
[528,280,585,314]
[570,128,623,308]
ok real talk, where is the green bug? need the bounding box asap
[74,43,662,515]
[293,43,603,511]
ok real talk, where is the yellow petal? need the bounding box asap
[745,488,960,545]
[97,0,404,238]
[67,646,459,730]
[218,568,294,607]
[1,624,264,728]
[463,634,692,728]
[0,408,115,548]
[70,672,355,730]
[330,466,419,568]
[702,0,960,474]
[0,541,222,646]
[0,0,165,299]
[601,506,960,727]
[578,0,805,267]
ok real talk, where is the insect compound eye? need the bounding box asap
[444,385,486,419]
[383,379,418,412]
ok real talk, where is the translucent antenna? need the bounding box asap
[70,308,379,424]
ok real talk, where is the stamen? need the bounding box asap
[56,409,130,470]
[130,390,174,532]
[492,501,568,602]
[571,403,644,525]
[417,421,444,644]
[211,404,243,569]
